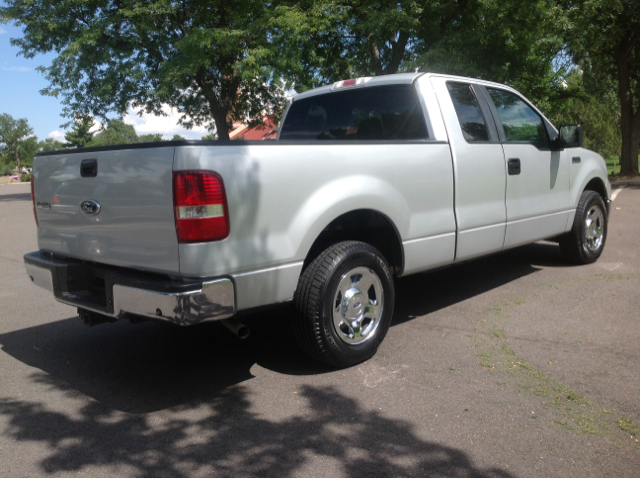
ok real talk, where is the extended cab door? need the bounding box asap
[480,87,571,248]
[431,77,507,261]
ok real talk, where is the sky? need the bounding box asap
[0,21,210,141]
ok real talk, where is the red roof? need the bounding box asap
[229,116,277,140]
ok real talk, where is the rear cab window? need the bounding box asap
[446,82,491,142]
[279,85,429,141]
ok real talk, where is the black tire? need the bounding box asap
[293,241,395,368]
[559,190,608,264]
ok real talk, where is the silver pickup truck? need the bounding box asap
[25,72,611,367]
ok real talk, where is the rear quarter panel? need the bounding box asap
[174,142,455,310]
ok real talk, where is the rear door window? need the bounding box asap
[446,82,490,142]
[279,85,429,140]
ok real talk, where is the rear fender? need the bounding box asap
[290,175,409,262]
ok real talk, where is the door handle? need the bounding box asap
[508,158,521,175]
[81,159,98,177]
[572,156,581,163]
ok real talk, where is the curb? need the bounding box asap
[611,178,640,186]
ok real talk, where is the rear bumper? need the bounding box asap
[24,252,235,325]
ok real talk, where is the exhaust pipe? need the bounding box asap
[221,318,250,339]
[78,308,117,327]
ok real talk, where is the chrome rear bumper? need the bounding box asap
[24,252,235,325]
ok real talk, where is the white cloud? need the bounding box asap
[89,120,104,133]
[48,130,66,141]
[49,107,210,143]
[0,27,6,34]
[123,105,211,139]
[0,66,30,72]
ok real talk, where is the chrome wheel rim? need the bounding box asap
[585,204,604,251]
[332,266,384,345]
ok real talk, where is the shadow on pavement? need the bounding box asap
[0,241,571,475]
[0,383,511,477]
[0,241,566,414]
[0,192,32,202]
[392,241,567,325]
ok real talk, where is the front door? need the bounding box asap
[483,87,571,248]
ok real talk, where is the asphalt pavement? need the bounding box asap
[0,181,638,477]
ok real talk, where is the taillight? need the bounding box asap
[173,171,229,243]
[31,175,38,227]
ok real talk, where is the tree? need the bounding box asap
[549,70,621,160]
[138,133,164,143]
[64,116,95,148]
[37,137,66,153]
[276,1,572,115]
[91,119,138,146]
[564,0,640,175]
[0,0,292,140]
[171,134,186,141]
[201,132,218,140]
[0,113,37,174]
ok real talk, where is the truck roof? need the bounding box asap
[293,73,426,101]
[292,72,522,102]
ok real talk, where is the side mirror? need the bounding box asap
[558,125,583,149]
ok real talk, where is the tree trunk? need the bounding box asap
[204,95,230,141]
[367,35,383,76]
[620,114,640,176]
[386,31,409,75]
[13,148,21,176]
[194,71,232,141]
[616,53,640,176]
[214,109,231,141]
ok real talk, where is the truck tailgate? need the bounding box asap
[33,147,179,274]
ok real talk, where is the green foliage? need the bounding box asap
[201,132,217,141]
[170,134,186,141]
[77,119,165,146]
[37,137,66,153]
[19,173,32,182]
[0,0,291,140]
[138,133,164,143]
[0,0,631,156]
[0,163,14,175]
[91,119,139,146]
[550,92,622,159]
[563,0,640,175]
[276,1,572,110]
[64,116,95,148]
[0,113,38,172]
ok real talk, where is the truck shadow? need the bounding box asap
[0,241,564,414]
[0,242,561,475]
[392,241,565,325]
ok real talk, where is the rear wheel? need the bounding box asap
[293,241,394,368]
[560,190,608,264]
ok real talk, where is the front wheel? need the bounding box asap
[560,190,608,264]
[293,241,395,368]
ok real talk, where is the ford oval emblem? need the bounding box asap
[80,200,101,216]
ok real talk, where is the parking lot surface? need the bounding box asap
[0,182,638,477]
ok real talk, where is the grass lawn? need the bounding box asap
[605,156,640,175]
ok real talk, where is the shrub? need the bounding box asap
[20,173,32,182]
